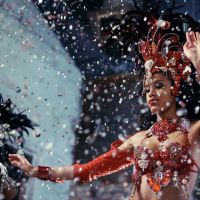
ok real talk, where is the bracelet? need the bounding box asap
[38,166,51,181]
[37,166,64,183]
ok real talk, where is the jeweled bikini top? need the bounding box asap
[132,118,198,199]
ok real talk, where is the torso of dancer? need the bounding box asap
[9,31,200,200]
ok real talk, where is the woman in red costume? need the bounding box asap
[8,5,200,200]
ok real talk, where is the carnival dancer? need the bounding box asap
[8,3,200,200]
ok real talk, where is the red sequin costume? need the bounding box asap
[72,118,198,199]
[37,121,198,199]
[132,119,198,198]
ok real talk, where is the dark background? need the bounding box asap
[33,1,200,199]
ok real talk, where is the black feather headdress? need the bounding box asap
[0,94,37,147]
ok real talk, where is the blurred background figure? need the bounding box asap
[0,95,35,200]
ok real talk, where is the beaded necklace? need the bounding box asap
[147,118,188,142]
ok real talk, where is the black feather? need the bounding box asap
[0,94,38,146]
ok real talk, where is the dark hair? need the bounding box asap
[179,67,200,121]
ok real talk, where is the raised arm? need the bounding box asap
[9,135,135,183]
[183,31,200,75]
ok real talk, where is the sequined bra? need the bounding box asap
[131,118,198,199]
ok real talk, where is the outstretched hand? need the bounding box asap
[183,31,200,73]
[8,154,35,177]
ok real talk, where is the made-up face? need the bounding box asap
[144,72,176,115]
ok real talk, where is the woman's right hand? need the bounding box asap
[8,154,37,177]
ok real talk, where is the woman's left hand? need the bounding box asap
[8,154,35,177]
[183,31,200,73]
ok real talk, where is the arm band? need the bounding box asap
[73,139,134,182]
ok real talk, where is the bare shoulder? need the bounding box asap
[190,120,200,128]
[189,120,200,132]
[128,130,148,145]
[188,120,200,144]
[117,130,148,151]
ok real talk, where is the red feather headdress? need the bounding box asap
[139,21,192,95]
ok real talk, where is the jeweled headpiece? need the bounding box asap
[139,22,192,95]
